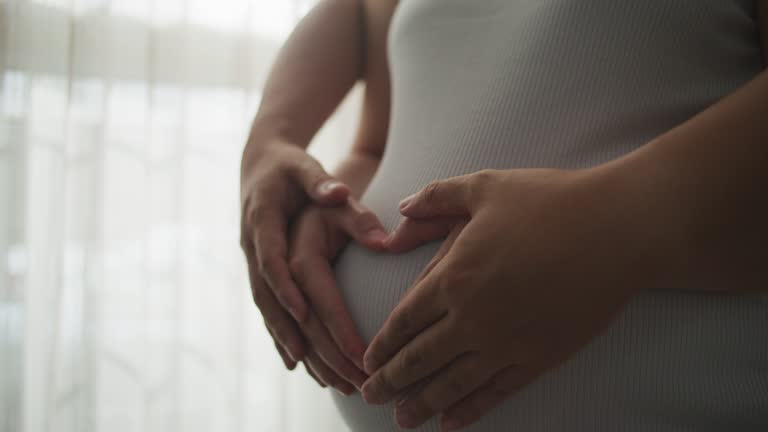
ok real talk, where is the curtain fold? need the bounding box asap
[1,1,360,431]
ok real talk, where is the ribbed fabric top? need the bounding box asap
[331,1,768,431]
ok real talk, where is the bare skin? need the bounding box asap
[246,0,768,428]
[361,6,768,430]
[241,0,398,394]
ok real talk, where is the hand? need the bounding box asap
[287,199,389,393]
[361,168,650,430]
[240,136,352,368]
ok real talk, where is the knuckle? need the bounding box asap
[472,169,498,185]
[399,345,424,372]
[422,181,442,203]
[287,255,307,279]
[469,169,500,198]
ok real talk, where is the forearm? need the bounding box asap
[332,150,382,199]
[600,69,768,292]
[248,0,365,153]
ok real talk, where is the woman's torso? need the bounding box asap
[331,1,768,430]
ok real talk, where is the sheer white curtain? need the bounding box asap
[0,0,360,431]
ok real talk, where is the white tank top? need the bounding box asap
[331,1,768,430]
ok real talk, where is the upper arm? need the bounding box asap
[760,0,768,66]
[352,0,399,158]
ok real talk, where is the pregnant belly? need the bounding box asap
[327,168,768,432]
[329,223,768,432]
[333,241,440,345]
[331,240,444,431]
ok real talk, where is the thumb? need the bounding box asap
[384,216,464,253]
[334,199,389,251]
[289,154,351,205]
[398,176,473,219]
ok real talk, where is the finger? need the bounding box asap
[247,245,306,362]
[303,360,327,388]
[363,270,448,375]
[441,366,531,431]
[304,351,356,395]
[292,254,368,372]
[410,222,467,285]
[385,216,462,253]
[303,353,331,388]
[268,327,298,370]
[287,153,351,204]
[275,340,297,370]
[361,316,463,405]
[334,199,389,250]
[394,354,498,430]
[398,175,475,219]
[251,206,308,323]
[299,305,369,390]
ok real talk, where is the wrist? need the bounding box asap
[249,111,311,149]
[580,149,685,291]
[242,122,303,178]
[332,151,382,199]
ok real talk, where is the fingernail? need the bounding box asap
[318,180,343,195]
[399,193,417,210]
[365,228,388,244]
[442,417,462,431]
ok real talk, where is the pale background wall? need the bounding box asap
[0,1,361,431]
